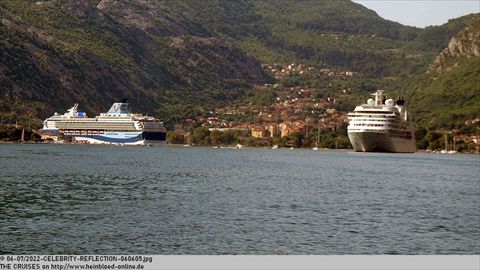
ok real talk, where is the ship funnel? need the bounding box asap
[108,99,129,115]
[372,90,384,106]
[396,97,405,106]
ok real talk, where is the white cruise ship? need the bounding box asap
[41,99,166,145]
[347,90,416,153]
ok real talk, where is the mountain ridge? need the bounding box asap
[404,14,480,128]
[0,0,477,129]
[427,15,480,73]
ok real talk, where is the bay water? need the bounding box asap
[1,144,479,254]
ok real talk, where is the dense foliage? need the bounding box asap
[404,57,480,128]
[0,0,478,132]
[0,125,41,141]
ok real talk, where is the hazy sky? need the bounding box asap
[352,0,479,28]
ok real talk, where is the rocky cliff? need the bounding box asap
[404,15,480,128]
[0,0,268,124]
[428,14,480,73]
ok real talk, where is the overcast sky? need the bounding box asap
[352,0,479,28]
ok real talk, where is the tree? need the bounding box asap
[167,131,185,144]
[424,131,444,150]
[192,127,210,145]
[288,132,303,148]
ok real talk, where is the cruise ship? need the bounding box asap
[347,90,416,153]
[41,99,166,145]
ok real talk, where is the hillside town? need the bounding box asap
[164,63,480,152]
[163,63,350,147]
[172,90,347,143]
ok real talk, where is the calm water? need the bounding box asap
[0,144,479,254]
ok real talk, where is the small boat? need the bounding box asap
[272,145,279,149]
[312,129,319,150]
[236,144,243,149]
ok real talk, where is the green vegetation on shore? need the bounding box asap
[0,125,41,142]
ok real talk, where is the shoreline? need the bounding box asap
[2,141,478,154]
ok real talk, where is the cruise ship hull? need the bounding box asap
[348,131,416,153]
[64,131,166,146]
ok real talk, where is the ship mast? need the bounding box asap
[444,133,449,151]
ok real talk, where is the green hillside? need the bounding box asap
[165,0,434,77]
[403,15,480,128]
[416,14,477,52]
[0,0,268,125]
[407,57,479,128]
[0,0,478,130]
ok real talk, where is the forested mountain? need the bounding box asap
[0,0,477,128]
[404,15,480,128]
[0,0,270,125]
